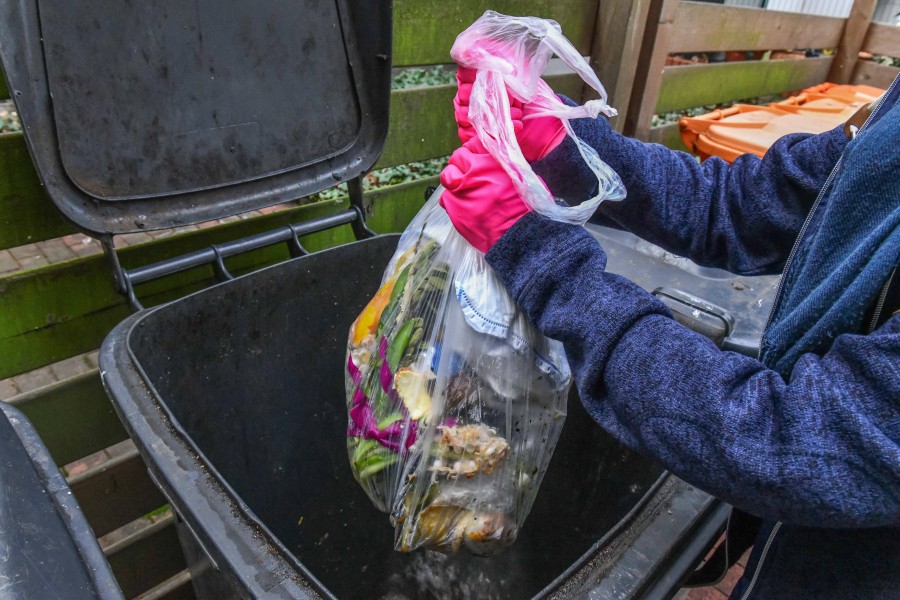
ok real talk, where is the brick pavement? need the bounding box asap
[674,539,751,600]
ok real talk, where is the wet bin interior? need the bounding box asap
[124,233,666,599]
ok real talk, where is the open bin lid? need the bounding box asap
[0,0,391,235]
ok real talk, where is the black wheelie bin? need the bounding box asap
[0,402,124,599]
[0,1,779,598]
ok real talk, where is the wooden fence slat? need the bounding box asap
[376,74,583,170]
[104,512,187,600]
[828,0,879,84]
[0,258,129,380]
[367,175,439,234]
[627,0,682,140]
[391,0,597,67]
[7,370,128,466]
[861,22,900,58]
[851,60,900,88]
[670,2,845,54]
[377,84,457,171]
[0,177,433,379]
[592,0,654,132]
[0,132,78,250]
[656,57,833,115]
[68,442,168,538]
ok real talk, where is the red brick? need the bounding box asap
[106,439,135,458]
[117,232,153,247]
[49,354,93,380]
[64,235,102,257]
[37,238,77,264]
[11,367,58,394]
[170,225,199,236]
[0,378,20,401]
[9,243,49,269]
[16,254,49,270]
[9,243,39,260]
[257,203,295,215]
[61,234,83,248]
[63,448,110,478]
[681,586,729,600]
[0,249,19,274]
[736,548,751,568]
[714,563,747,596]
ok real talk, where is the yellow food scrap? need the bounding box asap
[393,368,433,420]
[352,277,396,346]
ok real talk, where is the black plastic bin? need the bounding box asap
[99,230,746,600]
[0,403,124,600]
[0,1,777,598]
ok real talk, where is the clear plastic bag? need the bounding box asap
[344,11,624,555]
[346,191,570,555]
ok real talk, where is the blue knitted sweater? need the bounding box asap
[486,78,900,598]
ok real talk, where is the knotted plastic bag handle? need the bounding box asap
[451,11,626,225]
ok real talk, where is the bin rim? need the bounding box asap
[0,403,125,600]
[99,236,728,599]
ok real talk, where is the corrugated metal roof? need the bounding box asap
[764,0,853,17]
[873,0,900,24]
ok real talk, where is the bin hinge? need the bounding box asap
[348,175,377,240]
[101,176,377,312]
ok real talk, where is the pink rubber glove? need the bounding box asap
[439,138,532,253]
[453,67,566,162]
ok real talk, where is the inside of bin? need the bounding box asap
[127,235,665,600]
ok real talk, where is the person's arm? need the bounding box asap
[533,113,848,276]
[487,214,900,527]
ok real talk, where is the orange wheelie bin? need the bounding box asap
[679,83,885,163]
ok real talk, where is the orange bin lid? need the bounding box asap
[704,112,838,157]
[679,104,837,162]
[801,82,885,104]
[679,82,886,163]
[770,96,865,124]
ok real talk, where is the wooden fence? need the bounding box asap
[627,0,900,148]
[0,1,898,598]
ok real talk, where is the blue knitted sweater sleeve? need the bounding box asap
[533,113,848,275]
[487,214,900,528]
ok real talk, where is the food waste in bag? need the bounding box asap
[344,11,625,556]
[346,192,571,555]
